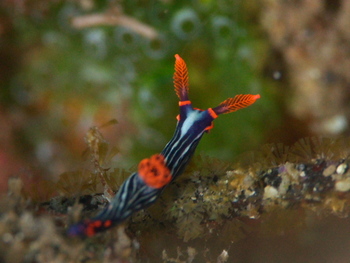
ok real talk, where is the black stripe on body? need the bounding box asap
[162,131,203,180]
[162,105,215,180]
[94,172,159,223]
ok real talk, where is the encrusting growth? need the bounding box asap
[67,54,260,237]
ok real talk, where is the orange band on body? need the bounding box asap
[138,154,172,189]
[208,108,218,119]
[179,100,191,106]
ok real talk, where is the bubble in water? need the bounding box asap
[83,29,107,59]
[211,16,236,41]
[114,57,137,83]
[114,27,140,51]
[143,34,168,59]
[171,8,201,40]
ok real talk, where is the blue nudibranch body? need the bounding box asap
[68,54,260,237]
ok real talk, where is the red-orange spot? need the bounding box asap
[104,220,112,227]
[85,223,96,237]
[138,154,172,188]
[93,220,102,227]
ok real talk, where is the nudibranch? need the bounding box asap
[68,54,260,237]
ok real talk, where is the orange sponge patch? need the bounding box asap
[138,154,172,188]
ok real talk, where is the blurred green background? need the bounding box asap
[0,0,281,182]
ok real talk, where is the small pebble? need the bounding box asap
[323,165,336,177]
[335,178,350,192]
[336,163,347,175]
[218,249,229,263]
[263,186,278,199]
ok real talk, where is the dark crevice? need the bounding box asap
[324,0,342,15]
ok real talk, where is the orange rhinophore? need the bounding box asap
[138,154,172,189]
[174,54,189,101]
[212,94,261,115]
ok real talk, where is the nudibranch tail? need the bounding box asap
[212,94,261,115]
[174,54,189,101]
[68,219,113,237]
